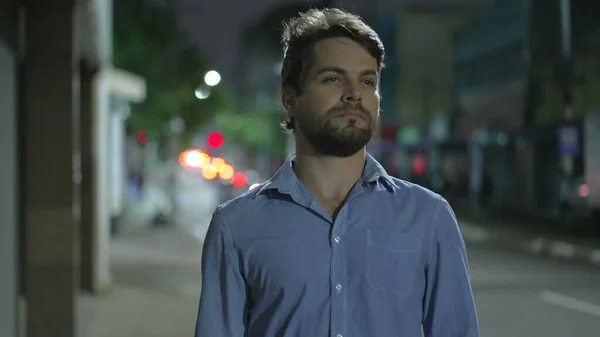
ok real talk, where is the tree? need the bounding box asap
[213,108,288,158]
[113,0,233,143]
[218,3,314,159]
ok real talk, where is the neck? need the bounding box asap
[294,145,366,200]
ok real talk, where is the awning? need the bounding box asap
[100,66,147,103]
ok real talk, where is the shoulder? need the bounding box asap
[385,176,446,210]
[214,185,263,222]
[385,176,459,235]
[210,183,275,238]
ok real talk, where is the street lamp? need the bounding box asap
[195,70,220,99]
[194,86,210,99]
[204,70,221,87]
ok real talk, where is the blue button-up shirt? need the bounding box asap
[196,154,479,337]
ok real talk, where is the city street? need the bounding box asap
[90,166,600,336]
[469,243,600,336]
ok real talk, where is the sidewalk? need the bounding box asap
[457,211,600,268]
[79,225,204,337]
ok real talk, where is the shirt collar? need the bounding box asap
[254,152,396,197]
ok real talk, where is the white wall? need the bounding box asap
[0,39,18,337]
[109,103,127,218]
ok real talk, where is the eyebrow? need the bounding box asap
[314,66,378,78]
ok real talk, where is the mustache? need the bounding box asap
[328,103,371,117]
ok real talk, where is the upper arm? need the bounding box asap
[195,208,249,337]
[422,198,479,336]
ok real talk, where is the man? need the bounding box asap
[196,8,479,337]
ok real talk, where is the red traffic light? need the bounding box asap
[137,129,148,145]
[207,132,223,148]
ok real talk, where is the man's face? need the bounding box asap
[285,37,381,157]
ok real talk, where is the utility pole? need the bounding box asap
[560,0,573,120]
[557,0,577,221]
[559,0,574,176]
[560,0,572,63]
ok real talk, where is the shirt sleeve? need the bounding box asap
[422,198,479,337]
[195,208,249,337]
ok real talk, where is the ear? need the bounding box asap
[281,85,297,117]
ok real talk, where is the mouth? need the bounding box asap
[336,110,366,120]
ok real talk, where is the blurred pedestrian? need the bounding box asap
[196,8,478,337]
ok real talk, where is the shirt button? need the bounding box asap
[335,284,342,292]
[334,236,341,243]
[337,334,343,337]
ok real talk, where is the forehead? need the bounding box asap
[307,37,378,74]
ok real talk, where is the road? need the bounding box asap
[469,243,600,336]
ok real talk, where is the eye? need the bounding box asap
[324,76,341,83]
[363,79,376,87]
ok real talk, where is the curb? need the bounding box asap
[459,222,600,268]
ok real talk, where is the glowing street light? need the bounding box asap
[204,70,221,87]
[194,86,210,99]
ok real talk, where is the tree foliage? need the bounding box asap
[223,3,313,159]
[113,0,233,139]
[213,107,288,158]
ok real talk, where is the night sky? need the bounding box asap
[175,0,394,83]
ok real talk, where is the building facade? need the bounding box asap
[452,0,531,211]
[0,1,146,336]
[452,0,600,218]
[387,1,485,189]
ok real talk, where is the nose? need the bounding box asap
[341,83,361,103]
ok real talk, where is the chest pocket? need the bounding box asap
[366,230,422,297]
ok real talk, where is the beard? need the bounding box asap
[297,103,378,158]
